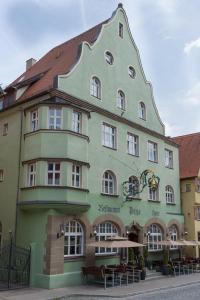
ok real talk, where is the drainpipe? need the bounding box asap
[14,108,23,243]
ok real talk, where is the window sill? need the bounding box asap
[126,196,142,201]
[148,200,160,203]
[148,160,158,164]
[102,145,117,151]
[127,153,139,158]
[166,202,176,205]
[165,166,174,170]
[24,129,89,141]
[101,193,119,198]
[64,256,85,262]
[21,185,89,192]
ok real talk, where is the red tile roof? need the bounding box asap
[173,132,200,179]
[4,19,109,103]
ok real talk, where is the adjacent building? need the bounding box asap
[0,4,184,288]
[173,133,200,257]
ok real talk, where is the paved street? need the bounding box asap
[133,282,200,300]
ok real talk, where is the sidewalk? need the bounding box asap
[1,274,200,300]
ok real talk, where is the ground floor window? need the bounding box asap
[64,220,84,257]
[95,221,118,255]
[148,224,163,252]
[169,225,178,250]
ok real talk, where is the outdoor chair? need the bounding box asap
[82,266,115,289]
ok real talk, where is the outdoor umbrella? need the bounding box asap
[87,238,144,248]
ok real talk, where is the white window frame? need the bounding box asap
[165,149,173,168]
[148,224,163,252]
[27,163,36,187]
[102,123,116,149]
[47,162,60,186]
[128,176,139,198]
[72,111,81,133]
[0,169,4,182]
[95,221,118,255]
[31,110,38,132]
[165,185,175,204]
[128,66,136,78]
[169,225,178,250]
[72,164,81,188]
[64,220,84,257]
[127,133,139,156]
[117,90,125,110]
[139,102,146,120]
[90,77,101,99]
[148,186,158,201]
[48,108,62,130]
[148,141,158,162]
[102,171,116,195]
[105,51,114,65]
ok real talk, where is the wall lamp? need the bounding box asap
[57,224,65,239]
[90,225,98,238]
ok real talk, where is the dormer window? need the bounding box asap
[119,23,123,38]
[139,101,146,120]
[105,51,114,65]
[117,90,125,110]
[128,66,136,78]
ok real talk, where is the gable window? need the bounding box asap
[72,111,81,133]
[169,225,178,250]
[119,23,123,38]
[148,186,159,201]
[3,123,8,136]
[139,102,146,120]
[117,90,125,110]
[102,123,116,149]
[148,224,163,252]
[27,163,36,187]
[72,164,81,188]
[128,66,136,78]
[165,149,173,168]
[31,110,38,132]
[95,221,118,255]
[64,220,84,257]
[102,170,116,195]
[127,133,139,156]
[105,51,114,65]
[186,183,191,192]
[47,162,60,186]
[48,108,62,130]
[90,76,101,99]
[165,185,174,204]
[0,170,4,182]
[148,141,158,162]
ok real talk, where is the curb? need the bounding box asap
[57,279,200,299]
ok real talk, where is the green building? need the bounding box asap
[0,4,184,289]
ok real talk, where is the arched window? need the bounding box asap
[165,185,174,204]
[128,66,136,78]
[169,225,178,250]
[95,221,118,255]
[128,176,139,197]
[105,51,114,65]
[139,101,146,120]
[102,171,116,195]
[64,220,84,257]
[90,76,101,99]
[148,224,163,252]
[117,90,125,110]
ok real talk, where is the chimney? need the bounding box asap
[26,58,37,71]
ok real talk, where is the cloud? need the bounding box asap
[184,37,200,54]
[183,82,200,107]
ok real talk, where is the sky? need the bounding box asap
[0,0,200,137]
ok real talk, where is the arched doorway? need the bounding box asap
[128,223,141,263]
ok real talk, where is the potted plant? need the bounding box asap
[138,255,146,280]
[162,249,170,275]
